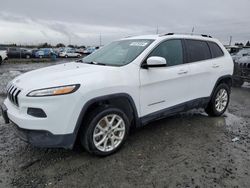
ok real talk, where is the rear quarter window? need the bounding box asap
[208,42,224,58]
[186,39,211,63]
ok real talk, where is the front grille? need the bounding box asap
[7,84,21,107]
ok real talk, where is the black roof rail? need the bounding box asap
[201,34,212,38]
[159,33,174,37]
[160,33,213,38]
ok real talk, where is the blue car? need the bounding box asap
[35,48,56,58]
[83,47,97,54]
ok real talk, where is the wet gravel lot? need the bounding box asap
[0,62,250,188]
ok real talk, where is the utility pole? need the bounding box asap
[99,34,102,47]
[229,36,232,46]
[69,35,71,45]
[156,25,159,34]
[191,27,195,35]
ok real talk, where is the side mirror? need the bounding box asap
[143,56,167,68]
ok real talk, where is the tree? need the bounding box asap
[67,44,75,48]
[246,41,250,47]
[39,42,52,48]
[79,45,86,49]
[56,43,65,48]
[235,43,244,47]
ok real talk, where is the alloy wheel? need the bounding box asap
[93,114,126,152]
[215,88,228,112]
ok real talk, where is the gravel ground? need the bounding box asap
[0,62,250,188]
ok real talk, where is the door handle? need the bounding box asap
[178,70,188,75]
[212,64,220,68]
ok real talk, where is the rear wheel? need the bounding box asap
[26,54,30,59]
[80,107,130,156]
[205,83,230,117]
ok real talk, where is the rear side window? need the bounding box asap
[186,40,211,63]
[208,42,224,58]
[148,39,183,66]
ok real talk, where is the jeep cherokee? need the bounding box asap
[1,34,234,156]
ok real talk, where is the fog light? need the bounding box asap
[27,108,47,118]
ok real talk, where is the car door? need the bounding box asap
[139,39,193,117]
[183,39,215,100]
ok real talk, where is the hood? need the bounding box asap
[237,56,250,64]
[11,62,115,90]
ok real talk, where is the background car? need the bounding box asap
[231,48,250,62]
[233,53,250,87]
[83,47,97,54]
[35,48,55,58]
[59,49,82,58]
[75,48,85,54]
[7,48,32,59]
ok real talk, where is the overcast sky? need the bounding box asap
[0,0,249,46]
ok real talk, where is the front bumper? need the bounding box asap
[12,123,75,149]
[1,103,75,149]
[233,63,250,82]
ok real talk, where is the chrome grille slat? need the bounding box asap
[7,84,21,107]
[11,88,17,103]
[15,90,21,106]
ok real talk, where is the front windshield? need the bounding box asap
[82,39,154,66]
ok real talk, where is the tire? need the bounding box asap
[80,107,130,156]
[26,54,30,59]
[205,83,230,117]
[233,78,244,87]
[39,55,43,59]
[65,55,68,58]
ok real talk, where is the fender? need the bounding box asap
[210,75,232,98]
[72,93,140,144]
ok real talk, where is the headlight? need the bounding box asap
[27,84,80,97]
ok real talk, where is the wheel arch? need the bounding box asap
[210,75,232,97]
[72,93,140,145]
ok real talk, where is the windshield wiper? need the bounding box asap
[89,61,106,66]
[76,60,106,66]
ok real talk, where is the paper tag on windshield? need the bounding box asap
[130,42,148,47]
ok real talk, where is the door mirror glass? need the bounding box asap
[146,56,167,67]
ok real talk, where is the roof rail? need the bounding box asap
[159,33,213,38]
[201,34,212,38]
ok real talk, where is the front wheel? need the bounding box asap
[80,107,130,156]
[205,83,230,117]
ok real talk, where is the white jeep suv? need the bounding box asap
[1,34,234,156]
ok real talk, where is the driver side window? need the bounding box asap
[148,39,183,66]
